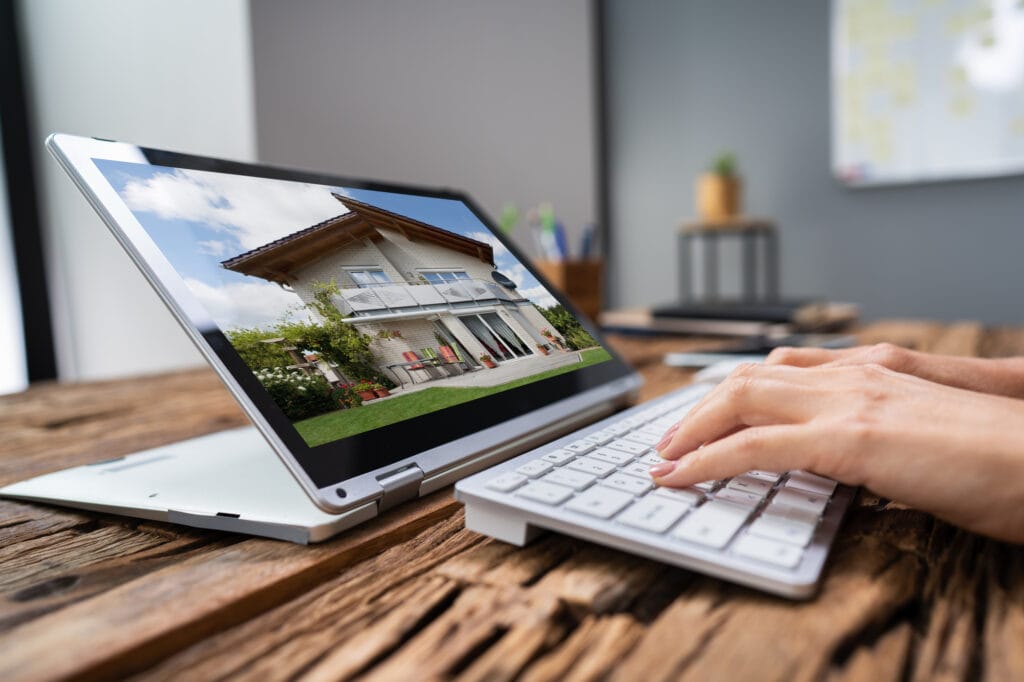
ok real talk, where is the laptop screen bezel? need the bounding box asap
[49,134,637,501]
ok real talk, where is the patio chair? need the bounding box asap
[431,346,466,376]
[401,351,437,383]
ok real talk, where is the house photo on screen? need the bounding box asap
[92,160,611,447]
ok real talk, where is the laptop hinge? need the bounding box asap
[375,464,424,512]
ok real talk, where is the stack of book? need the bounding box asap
[598,299,859,337]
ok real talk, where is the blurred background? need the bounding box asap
[2,0,1023,395]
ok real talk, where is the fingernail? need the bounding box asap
[649,461,676,478]
[655,424,680,451]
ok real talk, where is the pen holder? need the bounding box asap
[535,259,603,322]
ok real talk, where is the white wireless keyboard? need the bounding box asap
[455,383,854,599]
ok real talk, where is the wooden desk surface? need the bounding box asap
[3,320,1024,681]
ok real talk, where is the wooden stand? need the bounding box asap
[534,259,603,321]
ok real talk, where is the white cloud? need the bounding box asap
[183,277,312,330]
[197,239,229,257]
[121,169,348,252]
[466,230,510,258]
[519,284,559,309]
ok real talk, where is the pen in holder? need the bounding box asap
[535,259,603,322]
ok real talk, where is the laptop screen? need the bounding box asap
[91,158,617,455]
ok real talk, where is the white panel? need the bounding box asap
[0,121,29,394]
[19,0,257,380]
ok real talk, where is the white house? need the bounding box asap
[222,195,565,381]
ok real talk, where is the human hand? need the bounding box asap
[651,362,1024,543]
[765,342,1024,399]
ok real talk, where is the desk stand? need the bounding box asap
[678,218,778,302]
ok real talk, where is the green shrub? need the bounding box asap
[539,304,599,351]
[254,369,337,421]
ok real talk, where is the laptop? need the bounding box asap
[0,134,852,598]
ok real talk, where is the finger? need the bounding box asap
[658,365,826,460]
[650,424,826,488]
[765,346,841,367]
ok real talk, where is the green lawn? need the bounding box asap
[294,347,613,446]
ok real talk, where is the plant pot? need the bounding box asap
[696,173,742,221]
[374,388,390,398]
[536,345,549,356]
[481,359,497,369]
[357,390,376,401]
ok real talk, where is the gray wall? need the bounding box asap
[605,0,1024,324]
[250,0,597,265]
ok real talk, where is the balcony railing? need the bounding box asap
[332,278,527,317]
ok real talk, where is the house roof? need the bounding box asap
[221,195,495,284]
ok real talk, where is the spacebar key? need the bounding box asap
[671,500,751,548]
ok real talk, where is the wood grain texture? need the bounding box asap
[1,322,1023,681]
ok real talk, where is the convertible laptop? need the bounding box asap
[0,135,853,598]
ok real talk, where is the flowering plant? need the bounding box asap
[254,368,336,420]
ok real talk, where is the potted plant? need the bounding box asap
[355,380,377,401]
[479,354,497,369]
[696,152,742,222]
[372,382,390,398]
[536,344,550,356]
[332,384,363,409]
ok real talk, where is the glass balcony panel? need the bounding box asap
[336,279,525,316]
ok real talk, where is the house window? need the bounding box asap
[458,312,534,362]
[348,269,392,288]
[421,270,470,284]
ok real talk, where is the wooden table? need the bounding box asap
[3,320,1024,681]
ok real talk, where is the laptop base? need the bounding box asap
[0,427,376,544]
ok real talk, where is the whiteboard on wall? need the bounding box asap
[831,0,1024,186]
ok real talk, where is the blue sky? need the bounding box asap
[92,159,555,330]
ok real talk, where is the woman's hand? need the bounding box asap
[652,362,1024,543]
[765,342,1024,399]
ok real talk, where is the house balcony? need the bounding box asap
[332,278,527,319]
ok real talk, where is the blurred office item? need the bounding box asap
[678,218,777,302]
[535,259,603,322]
[599,302,858,337]
[833,0,1024,185]
[696,151,742,220]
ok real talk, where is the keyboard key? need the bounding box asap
[600,473,653,496]
[564,439,596,454]
[486,472,527,493]
[761,502,821,526]
[672,500,752,548]
[565,456,617,478]
[786,471,837,496]
[622,431,661,446]
[725,475,773,496]
[589,447,635,466]
[693,480,720,492]
[516,459,555,478]
[607,439,649,456]
[771,487,830,516]
[541,449,576,465]
[617,497,690,533]
[746,470,783,483]
[565,486,634,519]
[650,486,703,506]
[605,422,633,435]
[715,487,763,508]
[583,430,616,445]
[638,452,665,466]
[637,425,669,438]
[621,462,653,479]
[619,415,647,428]
[747,514,817,547]
[733,533,804,568]
[515,481,573,505]
[542,468,596,492]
